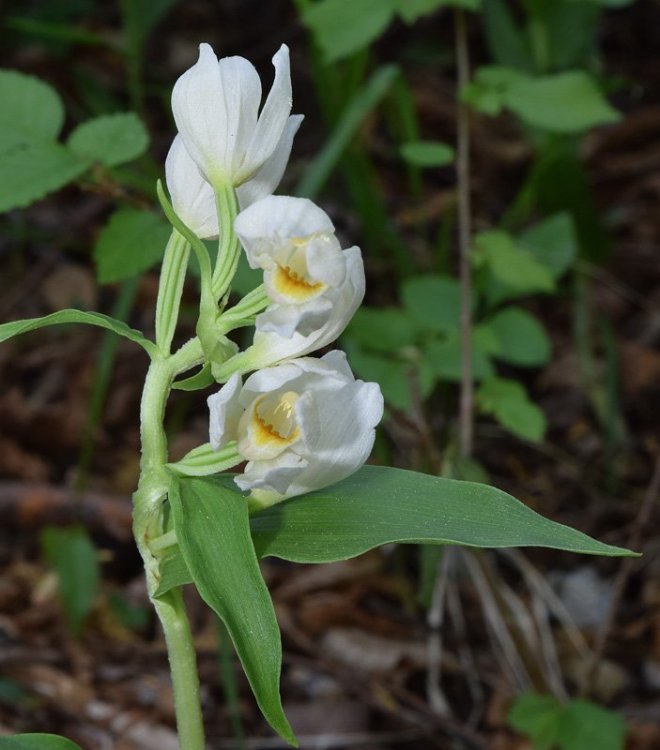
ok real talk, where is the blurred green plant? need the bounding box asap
[508,693,626,750]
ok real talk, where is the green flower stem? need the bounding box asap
[133,333,206,750]
[212,185,240,301]
[152,588,206,750]
[217,284,270,334]
[155,230,191,355]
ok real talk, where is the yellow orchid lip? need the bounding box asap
[273,263,325,301]
[251,391,300,448]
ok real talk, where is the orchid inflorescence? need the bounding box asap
[163,42,383,507]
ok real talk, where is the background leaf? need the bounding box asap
[94,208,172,284]
[41,527,99,635]
[169,476,295,745]
[477,307,551,366]
[0,69,64,147]
[400,140,455,167]
[68,112,149,167]
[477,377,547,441]
[0,141,88,212]
[397,0,482,23]
[401,274,463,333]
[250,466,634,563]
[505,71,620,133]
[302,0,396,63]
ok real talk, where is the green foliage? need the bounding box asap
[508,693,626,750]
[0,69,149,213]
[477,307,551,367]
[464,67,619,133]
[296,65,399,198]
[400,140,455,167]
[520,212,578,279]
[41,526,99,635]
[482,0,534,71]
[505,71,620,133]
[168,476,295,745]
[477,377,547,441]
[0,69,64,146]
[68,113,149,167]
[301,0,396,63]
[94,208,172,284]
[301,0,481,64]
[401,274,462,333]
[0,141,88,213]
[0,735,84,750]
[0,310,157,357]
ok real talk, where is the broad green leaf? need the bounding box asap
[477,307,551,367]
[400,140,454,167]
[0,70,64,147]
[169,477,295,745]
[424,335,495,382]
[296,65,398,199]
[520,213,578,279]
[0,310,157,356]
[508,693,563,749]
[302,0,396,63]
[476,230,555,300]
[508,694,626,750]
[401,274,462,333]
[477,377,546,441]
[0,141,88,212]
[345,307,416,352]
[397,0,481,22]
[460,65,527,116]
[68,112,149,167]
[505,71,620,133]
[556,699,626,750]
[251,465,634,562]
[482,0,533,71]
[41,526,99,635]
[94,208,172,284]
[533,2,598,70]
[345,345,434,411]
[0,735,84,750]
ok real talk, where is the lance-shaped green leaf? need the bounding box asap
[169,476,296,746]
[0,735,84,750]
[250,466,635,562]
[0,310,157,357]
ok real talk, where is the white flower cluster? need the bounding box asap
[167,43,383,506]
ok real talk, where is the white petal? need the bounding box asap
[235,453,307,495]
[235,195,335,269]
[247,245,365,367]
[320,350,355,380]
[256,298,332,338]
[171,44,265,186]
[165,135,219,239]
[237,45,293,183]
[216,55,262,176]
[207,373,243,450]
[236,114,303,210]
[286,379,383,497]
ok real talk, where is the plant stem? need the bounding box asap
[454,8,474,459]
[133,335,206,750]
[154,588,206,750]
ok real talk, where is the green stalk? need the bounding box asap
[212,185,240,301]
[155,231,191,355]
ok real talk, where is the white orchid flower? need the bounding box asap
[208,351,383,505]
[219,196,364,375]
[172,42,296,189]
[165,114,303,239]
[165,135,219,239]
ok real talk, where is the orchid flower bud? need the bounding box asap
[208,351,383,504]
[172,43,297,189]
[224,196,365,374]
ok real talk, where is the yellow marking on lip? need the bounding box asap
[251,392,300,448]
[252,413,300,447]
[274,264,324,301]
